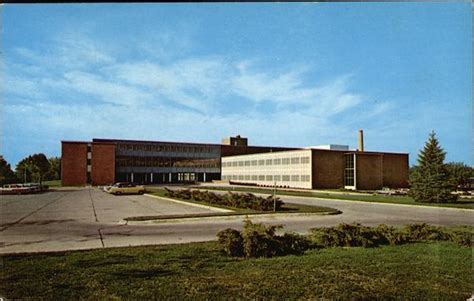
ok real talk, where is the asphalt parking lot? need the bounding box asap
[1,187,473,254]
[0,188,217,254]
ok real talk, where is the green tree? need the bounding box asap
[15,154,51,185]
[46,157,61,181]
[409,132,457,203]
[0,156,17,185]
[445,162,474,190]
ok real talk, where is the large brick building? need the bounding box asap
[61,133,409,189]
[61,136,293,186]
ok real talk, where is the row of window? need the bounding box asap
[222,174,311,182]
[222,156,310,168]
[116,156,220,168]
[117,143,218,154]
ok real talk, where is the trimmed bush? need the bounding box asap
[217,228,244,257]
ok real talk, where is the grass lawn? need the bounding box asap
[1,241,471,300]
[196,185,474,210]
[43,180,62,187]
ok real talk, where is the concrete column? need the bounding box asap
[150,173,153,183]
[204,172,206,182]
[131,172,134,183]
[169,173,172,182]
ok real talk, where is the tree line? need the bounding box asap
[0,154,61,186]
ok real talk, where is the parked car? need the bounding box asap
[107,182,146,195]
[0,183,42,194]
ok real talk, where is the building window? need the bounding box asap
[273,158,281,165]
[258,160,265,166]
[245,160,251,166]
[282,158,290,165]
[251,160,258,166]
[301,175,310,182]
[266,159,272,165]
[258,175,265,181]
[251,175,258,181]
[238,161,244,166]
[282,175,290,181]
[266,175,273,181]
[291,157,300,164]
[238,175,244,180]
[244,175,250,180]
[291,175,300,182]
[232,161,238,167]
[301,157,310,164]
[274,175,281,181]
[344,154,355,186]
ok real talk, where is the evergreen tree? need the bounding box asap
[409,131,457,203]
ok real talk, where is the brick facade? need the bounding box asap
[91,142,116,185]
[61,142,87,186]
[356,153,384,190]
[311,150,345,189]
[382,153,409,188]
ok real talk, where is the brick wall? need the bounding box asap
[382,153,409,188]
[356,153,383,190]
[312,150,345,189]
[61,142,87,186]
[91,142,116,185]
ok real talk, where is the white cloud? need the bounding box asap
[5,30,399,166]
[62,71,153,106]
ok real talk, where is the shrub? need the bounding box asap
[309,223,385,248]
[448,230,472,247]
[241,219,283,258]
[217,228,244,257]
[166,189,284,211]
[277,233,311,255]
[374,224,408,245]
[401,223,450,242]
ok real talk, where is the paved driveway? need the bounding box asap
[1,188,473,254]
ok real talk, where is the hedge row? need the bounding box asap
[217,222,472,258]
[165,188,284,211]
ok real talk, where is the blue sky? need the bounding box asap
[3,3,472,168]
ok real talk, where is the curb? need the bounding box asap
[124,210,342,225]
[143,194,233,213]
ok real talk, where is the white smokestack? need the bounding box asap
[358,129,364,152]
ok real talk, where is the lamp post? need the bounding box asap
[273,181,277,212]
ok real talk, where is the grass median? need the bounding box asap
[196,185,474,209]
[1,240,471,300]
[125,189,341,222]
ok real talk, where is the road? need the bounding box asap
[0,188,472,254]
